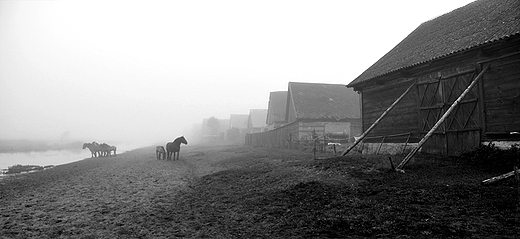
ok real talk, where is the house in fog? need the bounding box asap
[347,0,520,155]
[229,114,249,130]
[247,109,268,133]
[266,91,288,130]
[226,114,249,143]
[285,82,361,141]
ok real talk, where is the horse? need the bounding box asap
[83,142,100,157]
[156,146,166,160]
[166,136,188,160]
[110,145,117,156]
[100,143,117,157]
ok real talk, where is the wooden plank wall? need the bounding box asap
[482,52,520,136]
[361,82,420,143]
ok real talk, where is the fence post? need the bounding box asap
[289,133,292,149]
[376,136,386,155]
[401,133,411,154]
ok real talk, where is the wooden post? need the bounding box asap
[401,133,411,154]
[323,136,327,153]
[515,166,520,208]
[376,136,386,155]
[342,81,417,156]
[388,157,395,170]
[396,65,490,171]
[313,130,317,160]
[289,133,292,149]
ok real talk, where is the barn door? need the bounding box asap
[416,69,482,155]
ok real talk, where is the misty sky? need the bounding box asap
[0,0,475,146]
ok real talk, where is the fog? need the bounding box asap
[0,0,475,148]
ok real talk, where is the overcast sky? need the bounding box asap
[0,0,475,146]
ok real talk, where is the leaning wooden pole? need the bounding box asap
[481,167,520,185]
[396,65,490,171]
[342,81,417,156]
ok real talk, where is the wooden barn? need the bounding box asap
[247,109,268,133]
[285,82,361,141]
[245,82,361,148]
[266,91,288,130]
[347,0,520,156]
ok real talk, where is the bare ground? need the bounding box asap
[1,144,519,238]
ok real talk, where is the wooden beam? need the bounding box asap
[481,167,520,185]
[396,65,490,171]
[341,81,417,156]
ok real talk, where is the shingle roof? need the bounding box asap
[348,0,520,87]
[266,91,288,125]
[288,82,360,120]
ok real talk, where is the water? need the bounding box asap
[0,143,144,173]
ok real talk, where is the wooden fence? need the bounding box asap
[245,122,351,151]
[245,122,297,148]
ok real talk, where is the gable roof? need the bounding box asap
[348,0,520,87]
[266,91,288,125]
[288,82,360,120]
[248,109,268,128]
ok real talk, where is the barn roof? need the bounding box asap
[248,109,268,128]
[288,82,360,120]
[348,0,520,87]
[266,91,288,125]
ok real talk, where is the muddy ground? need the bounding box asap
[1,144,519,238]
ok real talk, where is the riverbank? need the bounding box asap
[1,144,518,238]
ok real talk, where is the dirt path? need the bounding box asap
[0,145,227,238]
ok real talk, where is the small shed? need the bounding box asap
[347,0,520,155]
[286,82,361,141]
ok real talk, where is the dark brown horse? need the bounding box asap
[166,136,188,160]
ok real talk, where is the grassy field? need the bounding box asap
[1,144,519,238]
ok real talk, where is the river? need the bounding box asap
[0,143,145,173]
